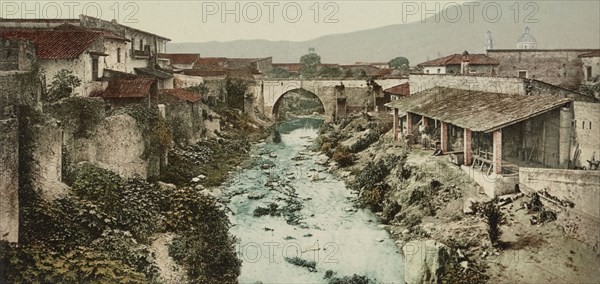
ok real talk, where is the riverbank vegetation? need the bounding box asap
[315,114,600,284]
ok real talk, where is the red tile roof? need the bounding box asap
[102,77,156,99]
[161,88,202,103]
[373,68,393,77]
[159,53,201,65]
[384,83,410,96]
[194,57,227,66]
[52,23,128,42]
[182,65,228,77]
[0,29,102,59]
[418,54,499,67]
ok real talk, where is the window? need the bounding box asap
[139,39,143,51]
[518,70,528,78]
[437,68,441,74]
[117,48,121,63]
[92,57,99,81]
[587,66,593,81]
[426,69,430,74]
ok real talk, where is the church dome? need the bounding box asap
[517,27,537,49]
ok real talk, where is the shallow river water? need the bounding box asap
[226,119,405,283]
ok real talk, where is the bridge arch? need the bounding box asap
[272,88,325,120]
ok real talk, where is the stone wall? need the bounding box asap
[0,119,19,243]
[47,97,155,179]
[0,71,41,114]
[572,102,600,168]
[173,74,204,89]
[409,74,525,96]
[519,167,600,247]
[0,38,36,71]
[487,49,596,90]
[30,119,68,200]
[409,74,595,102]
[165,100,203,147]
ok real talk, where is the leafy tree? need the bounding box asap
[299,51,321,78]
[267,67,292,78]
[318,66,343,78]
[225,78,248,110]
[388,56,410,70]
[46,69,82,102]
[186,83,209,97]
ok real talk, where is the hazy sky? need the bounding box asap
[1,0,471,42]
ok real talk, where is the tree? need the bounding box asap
[317,66,343,78]
[267,67,292,78]
[299,51,321,78]
[225,78,247,110]
[388,57,410,70]
[46,69,82,102]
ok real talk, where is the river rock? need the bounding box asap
[402,240,450,284]
[269,153,278,158]
[191,177,200,183]
[157,181,176,191]
[316,154,329,165]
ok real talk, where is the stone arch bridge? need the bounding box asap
[249,79,406,122]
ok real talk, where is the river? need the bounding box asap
[226,118,405,283]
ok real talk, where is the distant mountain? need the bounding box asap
[168,1,600,65]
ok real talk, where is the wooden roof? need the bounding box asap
[385,87,571,133]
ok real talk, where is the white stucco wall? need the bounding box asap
[423,66,447,74]
[102,39,128,73]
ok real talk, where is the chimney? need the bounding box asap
[461,50,470,74]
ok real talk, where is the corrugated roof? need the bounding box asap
[102,77,155,98]
[418,54,499,67]
[161,88,202,103]
[384,83,410,96]
[159,53,200,65]
[385,87,571,132]
[0,29,102,59]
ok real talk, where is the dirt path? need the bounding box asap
[149,233,187,284]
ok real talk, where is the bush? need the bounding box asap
[352,160,390,192]
[332,147,354,167]
[328,274,374,284]
[360,184,388,212]
[284,257,317,272]
[71,164,166,242]
[349,130,380,153]
[479,198,504,247]
[91,229,160,280]
[167,188,241,283]
[0,242,146,284]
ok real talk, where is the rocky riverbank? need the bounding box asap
[315,114,600,284]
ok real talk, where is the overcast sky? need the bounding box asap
[2,1,475,42]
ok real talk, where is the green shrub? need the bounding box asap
[349,130,380,153]
[91,229,160,280]
[0,242,146,284]
[284,256,317,271]
[167,188,241,283]
[328,274,375,284]
[332,147,354,167]
[71,164,166,242]
[352,160,390,192]
[479,198,505,247]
